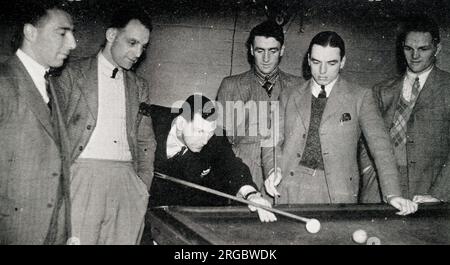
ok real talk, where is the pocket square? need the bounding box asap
[340,113,351,122]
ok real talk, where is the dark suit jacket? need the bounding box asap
[0,56,71,244]
[148,105,257,206]
[360,67,450,201]
[56,56,156,189]
[263,77,401,203]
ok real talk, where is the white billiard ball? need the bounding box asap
[352,229,368,244]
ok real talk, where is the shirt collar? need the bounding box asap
[310,76,339,98]
[98,51,122,79]
[16,48,49,80]
[254,67,280,85]
[166,117,188,159]
[405,65,433,87]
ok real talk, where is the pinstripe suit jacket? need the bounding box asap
[0,55,71,245]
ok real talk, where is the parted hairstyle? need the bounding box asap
[307,31,346,59]
[400,15,440,45]
[11,0,69,52]
[246,20,285,48]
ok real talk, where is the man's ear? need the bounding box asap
[23,24,37,42]
[340,55,346,70]
[106,28,118,44]
[280,44,285,57]
[435,43,442,57]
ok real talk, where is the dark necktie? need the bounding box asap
[318,85,327,98]
[111,68,119,78]
[262,76,273,97]
[44,71,52,112]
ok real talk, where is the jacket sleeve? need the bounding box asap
[430,87,450,201]
[358,88,401,199]
[136,79,157,190]
[210,134,257,195]
[216,77,237,143]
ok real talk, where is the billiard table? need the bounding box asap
[146,203,450,245]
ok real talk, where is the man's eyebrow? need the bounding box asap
[57,26,74,31]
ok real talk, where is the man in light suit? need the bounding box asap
[217,20,302,193]
[360,15,450,203]
[263,31,417,215]
[56,6,156,244]
[0,3,76,244]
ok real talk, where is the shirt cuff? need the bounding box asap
[267,167,281,178]
[237,185,257,198]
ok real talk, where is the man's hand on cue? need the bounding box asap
[247,193,277,222]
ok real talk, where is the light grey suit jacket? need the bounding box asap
[56,56,157,189]
[263,77,401,203]
[0,55,71,244]
[360,67,450,201]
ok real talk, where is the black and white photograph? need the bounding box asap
[0,0,449,252]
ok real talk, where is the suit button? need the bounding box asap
[297,153,301,157]
[410,161,416,164]
[52,173,58,177]
[79,146,83,151]
[290,171,294,176]
[86,125,92,130]
[47,203,53,208]
[407,140,414,144]
[302,134,306,139]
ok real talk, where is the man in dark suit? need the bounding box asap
[0,2,76,244]
[216,20,303,193]
[149,94,276,223]
[56,6,156,244]
[360,15,450,203]
[263,31,417,215]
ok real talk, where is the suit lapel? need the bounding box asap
[78,57,98,122]
[293,81,312,130]
[384,78,403,126]
[321,77,349,125]
[413,67,439,112]
[8,56,56,140]
[124,71,139,137]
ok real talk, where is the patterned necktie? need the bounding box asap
[262,76,273,97]
[318,85,327,98]
[111,68,119,78]
[410,77,420,102]
[390,77,421,147]
[44,70,52,112]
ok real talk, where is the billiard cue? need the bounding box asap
[272,104,278,204]
[154,171,311,224]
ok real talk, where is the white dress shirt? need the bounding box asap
[79,52,132,161]
[310,77,338,98]
[166,118,188,159]
[402,67,433,102]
